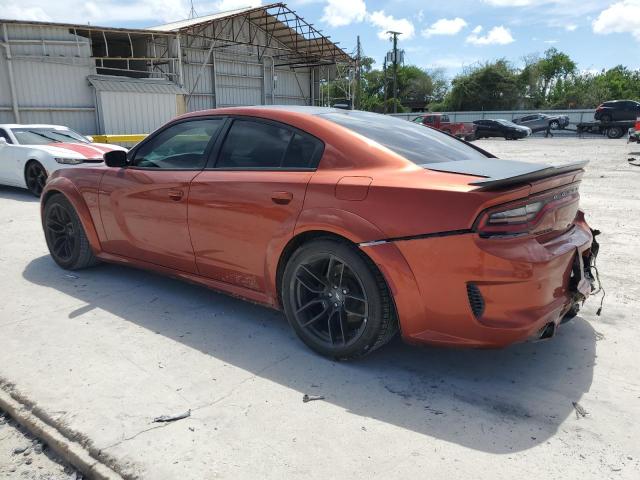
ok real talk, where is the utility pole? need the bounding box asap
[387,31,401,113]
[383,56,388,114]
[355,35,361,110]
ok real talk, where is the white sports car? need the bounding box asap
[0,124,126,196]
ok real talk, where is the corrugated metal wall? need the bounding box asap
[0,16,316,135]
[0,23,97,133]
[96,91,178,134]
[177,16,311,112]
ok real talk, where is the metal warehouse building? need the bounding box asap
[0,2,352,135]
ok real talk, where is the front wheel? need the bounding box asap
[25,161,47,197]
[607,126,624,139]
[43,194,99,270]
[549,120,559,130]
[282,239,397,360]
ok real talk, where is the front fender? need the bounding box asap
[41,176,102,255]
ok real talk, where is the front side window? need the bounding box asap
[320,110,487,164]
[11,127,88,145]
[216,119,323,169]
[441,115,450,122]
[133,119,223,169]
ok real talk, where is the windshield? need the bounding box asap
[11,127,89,145]
[318,110,487,164]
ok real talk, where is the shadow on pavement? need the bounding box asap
[23,255,596,454]
[0,186,38,202]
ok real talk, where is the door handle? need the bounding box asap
[168,189,184,201]
[271,191,293,205]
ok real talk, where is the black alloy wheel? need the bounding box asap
[283,239,397,359]
[25,161,47,197]
[44,194,99,270]
[45,202,77,264]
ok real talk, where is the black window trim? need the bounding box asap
[205,115,325,172]
[125,116,228,172]
[0,128,13,144]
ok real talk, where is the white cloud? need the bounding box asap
[565,23,578,31]
[321,0,366,27]
[368,10,415,39]
[466,25,514,45]
[422,18,467,37]
[543,39,558,44]
[2,5,50,21]
[482,0,560,5]
[593,0,640,40]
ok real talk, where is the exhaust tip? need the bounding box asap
[538,322,556,340]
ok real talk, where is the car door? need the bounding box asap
[623,101,640,120]
[188,117,323,292]
[0,128,23,186]
[98,117,225,273]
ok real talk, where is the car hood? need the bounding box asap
[25,142,123,159]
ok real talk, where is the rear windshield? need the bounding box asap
[318,110,487,164]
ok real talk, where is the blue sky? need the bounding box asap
[3,0,640,77]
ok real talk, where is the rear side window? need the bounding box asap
[216,119,322,169]
[441,115,450,122]
[320,111,487,164]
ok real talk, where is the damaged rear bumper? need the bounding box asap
[361,213,598,348]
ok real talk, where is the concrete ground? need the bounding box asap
[0,411,79,479]
[0,137,638,479]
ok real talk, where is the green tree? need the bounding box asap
[441,60,521,111]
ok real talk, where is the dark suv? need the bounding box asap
[594,100,640,122]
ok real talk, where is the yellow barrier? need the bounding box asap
[91,134,148,144]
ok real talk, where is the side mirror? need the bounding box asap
[104,150,128,167]
[0,138,7,147]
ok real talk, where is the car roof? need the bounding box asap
[0,124,71,129]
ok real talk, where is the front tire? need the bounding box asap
[282,239,397,360]
[43,194,99,270]
[549,120,559,130]
[25,161,47,197]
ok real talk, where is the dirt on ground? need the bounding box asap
[0,411,79,479]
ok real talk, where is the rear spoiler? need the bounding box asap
[422,158,588,191]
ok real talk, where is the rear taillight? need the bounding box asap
[474,185,580,237]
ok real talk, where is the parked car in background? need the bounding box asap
[513,113,569,132]
[412,113,476,140]
[594,100,640,122]
[473,119,532,140]
[0,124,126,196]
[41,107,598,359]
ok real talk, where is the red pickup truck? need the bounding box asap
[412,113,476,141]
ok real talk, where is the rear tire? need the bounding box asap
[549,120,559,130]
[43,193,99,270]
[282,239,397,360]
[25,161,47,197]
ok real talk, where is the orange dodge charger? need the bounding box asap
[41,107,600,359]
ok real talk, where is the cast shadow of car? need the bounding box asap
[0,185,38,202]
[23,255,596,454]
